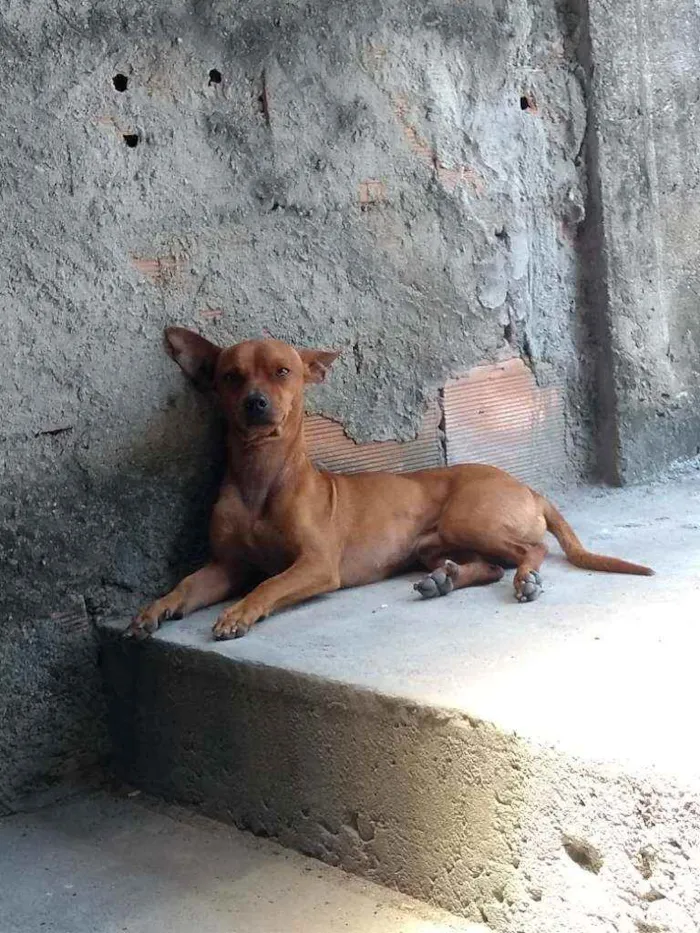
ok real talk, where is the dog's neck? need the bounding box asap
[224,410,314,511]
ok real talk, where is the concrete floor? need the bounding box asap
[110,472,700,779]
[0,790,484,933]
[91,470,700,932]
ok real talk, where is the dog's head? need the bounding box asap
[164,327,339,440]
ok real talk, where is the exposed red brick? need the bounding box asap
[392,94,484,195]
[435,162,483,193]
[199,308,224,321]
[442,358,565,486]
[131,254,185,286]
[358,179,387,209]
[304,402,443,474]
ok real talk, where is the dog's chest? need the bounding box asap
[212,501,294,574]
[245,518,294,571]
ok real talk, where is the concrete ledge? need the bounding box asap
[100,474,700,932]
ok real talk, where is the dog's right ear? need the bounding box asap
[164,327,222,391]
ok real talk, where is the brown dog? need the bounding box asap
[126,327,653,640]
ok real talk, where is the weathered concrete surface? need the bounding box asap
[3,0,700,841]
[0,0,586,620]
[0,597,108,815]
[0,0,587,806]
[584,0,700,482]
[101,472,700,931]
[0,790,483,933]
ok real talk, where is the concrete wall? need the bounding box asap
[1,0,587,624]
[584,0,700,482]
[1,0,698,803]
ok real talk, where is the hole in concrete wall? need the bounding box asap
[352,341,362,374]
[123,133,139,148]
[113,73,128,92]
[520,94,537,112]
[208,69,222,85]
[256,69,270,125]
[495,226,510,247]
[562,835,604,874]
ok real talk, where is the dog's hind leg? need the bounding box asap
[414,555,505,599]
[512,543,548,603]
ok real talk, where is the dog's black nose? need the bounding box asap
[245,392,269,413]
[244,391,271,424]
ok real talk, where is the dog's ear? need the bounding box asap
[298,348,341,385]
[164,327,222,391]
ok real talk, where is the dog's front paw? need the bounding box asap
[514,570,543,603]
[212,600,266,640]
[124,599,183,640]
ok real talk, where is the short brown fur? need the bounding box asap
[127,329,653,640]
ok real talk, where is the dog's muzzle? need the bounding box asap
[243,391,273,426]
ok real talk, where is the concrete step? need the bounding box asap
[100,473,700,933]
[0,789,483,933]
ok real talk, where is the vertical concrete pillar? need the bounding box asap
[584,0,700,481]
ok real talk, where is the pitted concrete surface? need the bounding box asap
[101,474,700,931]
[106,474,700,777]
[5,0,700,820]
[0,790,483,933]
[0,0,587,809]
[585,0,700,480]
[0,0,587,632]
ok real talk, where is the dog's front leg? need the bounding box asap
[212,553,340,640]
[126,562,239,639]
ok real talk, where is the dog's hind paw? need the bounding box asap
[414,562,458,599]
[514,570,543,603]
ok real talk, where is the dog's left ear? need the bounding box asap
[298,348,341,384]
[164,326,222,391]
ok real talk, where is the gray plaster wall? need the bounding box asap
[0,0,588,805]
[1,0,699,805]
[0,597,107,813]
[1,0,587,625]
[584,0,700,482]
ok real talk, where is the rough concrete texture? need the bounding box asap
[0,0,586,627]
[583,0,700,482]
[101,472,700,931]
[0,597,108,815]
[3,0,700,833]
[0,790,485,933]
[0,0,589,809]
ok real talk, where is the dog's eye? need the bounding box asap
[276,367,290,377]
[222,371,242,385]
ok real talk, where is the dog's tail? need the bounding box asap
[541,498,654,576]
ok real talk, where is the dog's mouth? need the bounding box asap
[244,409,276,428]
[238,413,288,443]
